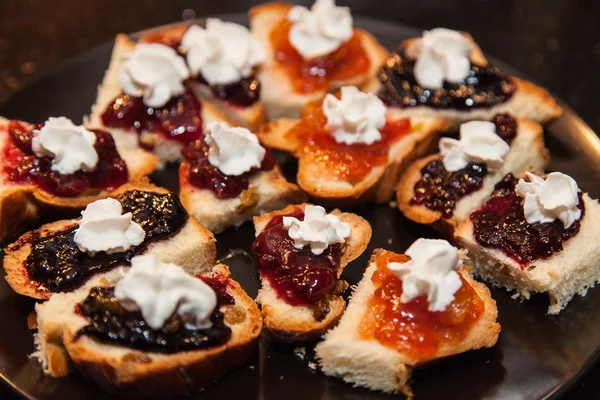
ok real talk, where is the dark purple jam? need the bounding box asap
[3,121,128,197]
[470,174,584,266]
[20,191,188,293]
[378,48,516,110]
[197,75,261,108]
[182,136,276,200]
[74,284,232,353]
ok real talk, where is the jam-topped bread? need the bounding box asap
[0,116,157,242]
[252,203,371,342]
[315,242,500,395]
[397,114,549,236]
[33,257,262,398]
[249,0,388,119]
[179,121,306,233]
[258,86,451,205]
[455,171,600,314]
[370,28,562,126]
[4,180,216,300]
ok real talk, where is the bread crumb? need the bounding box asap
[280,375,284,380]
[387,238,393,244]
[293,346,306,360]
[388,200,398,208]
[308,361,317,370]
[249,365,255,370]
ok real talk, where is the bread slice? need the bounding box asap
[249,2,389,119]
[33,263,262,398]
[86,34,238,167]
[366,34,562,126]
[315,249,500,395]
[179,163,307,234]
[3,180,216,300]
[397,118,550,236]
[258,110,451,206]
[0,117,158,243]
[455,186,600,314]
[253,203,372,342]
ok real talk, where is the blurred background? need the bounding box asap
[0,0,599,398]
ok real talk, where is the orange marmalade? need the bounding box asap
[270,19,370,94]
[285,101,411,184]
[359,251,484,361]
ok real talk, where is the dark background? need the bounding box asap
[0,0,599,398]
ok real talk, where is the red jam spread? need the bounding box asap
[3,121,128,197]
[181,136,276,199]
[410,114,517,218]
[286,101,412,184]
[471,174,584,267]
[270,18,370,94]
[359,251,484,361]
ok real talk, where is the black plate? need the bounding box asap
[1,14,600,400]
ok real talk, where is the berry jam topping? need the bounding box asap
[3,121,128,197]
[100,86,203,150]
[471,174,584,266]
[410,114,518,218]
[359,251,484,361]
[286,101,411,184]
[197,75,261,108]
[75,284,232,353]
[20,191,188,294]
[378,48,516,110]
[270,16,370,94]
[252,209,346,321]
[181,136,276,200]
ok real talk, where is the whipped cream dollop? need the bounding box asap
[323,86,387,145]
[180,19,265,85]
[387,238,463,312]
[205,121,266,176]
[74,198,145,256]
[288,0,353,60]
[114,254,217,330]
[283,205,351,255]
[119,43,190,108]
[515,171,582,228]
[32,117,98,175]
[410,28,474,90]
[439,121,510,172]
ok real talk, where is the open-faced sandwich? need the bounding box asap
[252,203,371,342]
[315,240,500,395]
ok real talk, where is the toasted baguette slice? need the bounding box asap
[315,249,500,395]
[86,34,238,167]
[249,3,389,119]
[33,263,262,398]
[455,183,600,314]
[397,118,550,236]
[258,110,451,206]
[0,117,158,243]
[4,180,216,300]
[366,34,562,126]
[253,203,371,342]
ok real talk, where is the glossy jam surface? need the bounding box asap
[182,136,276,199]
[100,87,202,150]
[3,121,128,197]
[21,191,188,293]
[471,174,584,266]
[270,19,370,94]
[286,102,412,184]
[252,210,344,320]
[75,283,232,353]
[378,49,516,109]
[359,251,484,361]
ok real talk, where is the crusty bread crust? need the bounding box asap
[253,203,372,342]
[250,2,389,119]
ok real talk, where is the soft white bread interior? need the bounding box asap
[315,249,500,395]
[455,192,600,314]
[397,118,550,236]
[33,264,262,398]
[253,203,372,342]
[3,180,216,300]
[249,3,389,120]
